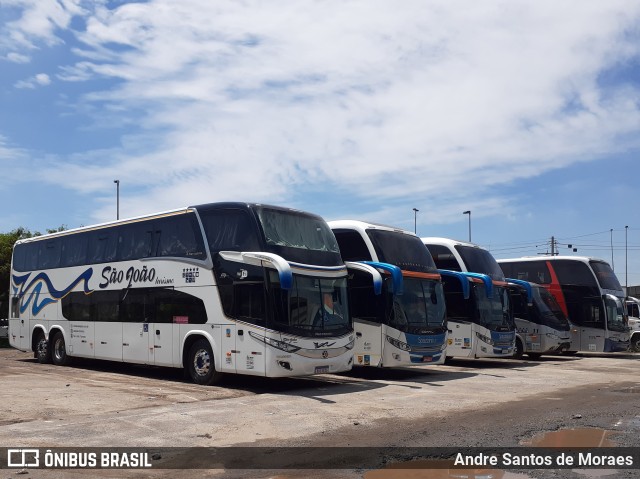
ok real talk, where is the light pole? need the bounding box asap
[413,208,419,234]
[610,228,614,271]
[625,225,629,296]
[114,179,120,220]
[463,210,471,242]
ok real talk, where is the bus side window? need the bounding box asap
[117,222,154,261]
[153,289,208,325]
[94,291,120,321]
[24,242,40,271]
[348,269,382,323]
[510,290,527,320]
[60,233,89,267]
[333,230,372,261]
[200,208,261,253]
[87,229,117,264]
[120,289,151,323]
[425,244,461,271]
[11,296,20,319]
[38,239,61,270]
[61,292,92,321]
[156,213,206,259]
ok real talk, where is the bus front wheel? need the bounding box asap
[513,339,524,359]
[187,339,222,385]
[631,335,640,353]
[51,331,70,366]
[34,331,52,364]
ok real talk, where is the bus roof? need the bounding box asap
[328,220,417,237]
[14,201,320,246]
[497,256,611,265]
[421,237,484,249]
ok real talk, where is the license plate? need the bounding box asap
[422,356,433,362]
[314,366,330,374]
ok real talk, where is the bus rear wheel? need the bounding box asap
[51,331,70,366]
[187,339,222,385]
[35,331,52,364]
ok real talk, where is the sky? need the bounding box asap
[1,0,640,287]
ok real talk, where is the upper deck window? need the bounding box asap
[256,207,339,253]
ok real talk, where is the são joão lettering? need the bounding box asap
[99,266,157,289]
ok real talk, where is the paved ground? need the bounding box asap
[0,345,638,479]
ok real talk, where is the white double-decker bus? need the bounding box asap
[329,221,447,367]
[498,256,629,353]
[506,279,571,359]
[422,238,515,358]
[9,202,354,384]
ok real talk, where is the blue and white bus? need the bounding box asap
[422,238,516,358]
[506,279,571,359]
[9,202,354,384]
[329,221,447,367]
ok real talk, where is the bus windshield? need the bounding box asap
[590,261,623,292]
[605,295,627,333]
[267,272,351,338]
[455,245,505,281]
[386,278,446,333]
[367,230,438,273]
[533,287,570,331]
[475,284,513,331]
[256,207,339,253]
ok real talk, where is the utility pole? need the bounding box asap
[550,236,556,256]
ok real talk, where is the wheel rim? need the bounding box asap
[193,348,211,377]
[53,338,65,362]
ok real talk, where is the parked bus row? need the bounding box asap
[7,202,631,385]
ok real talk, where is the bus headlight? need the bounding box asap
[475,332,494,346]
[386,336,411,352]
[345,340,355,351]
[249,331,301,353]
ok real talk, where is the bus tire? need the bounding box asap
[34,330,52,364]
[51,331,70,366]
[187,339,222,385]
[513,338,524,359]
[631,334,640,353]
[527,353,542,360]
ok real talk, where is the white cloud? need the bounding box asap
[4,1,640,225]
[5,51,30,63]
[1,0,88,50]
[14,72,51,88]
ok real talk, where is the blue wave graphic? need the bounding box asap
[12,268,94,316]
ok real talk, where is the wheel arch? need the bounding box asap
[182,331,216,370]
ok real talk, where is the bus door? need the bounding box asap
[236,323,266,375]
[151,322,175,366]
[355,319,383,367]
[10,296,30,351]
[122,322,150,363]
[120,289,151,364]
[578,300,605,352]
[346,263,386,367]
